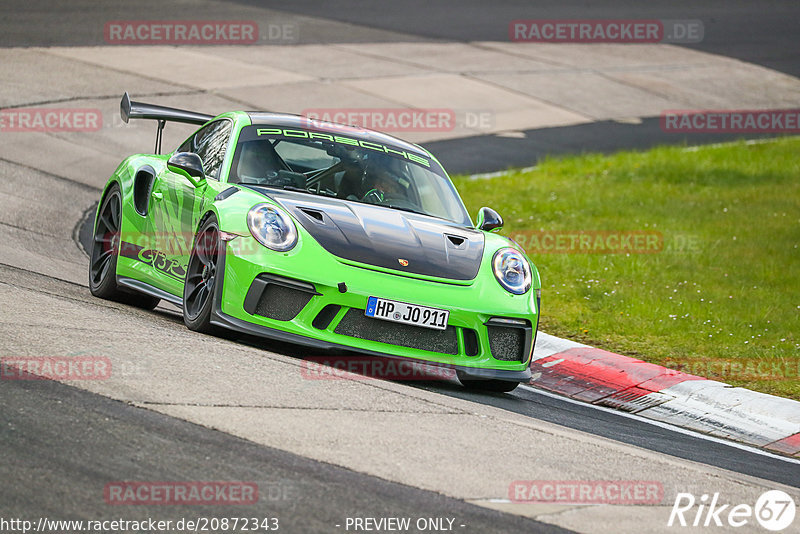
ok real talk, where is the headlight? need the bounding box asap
[247,204,298,251]
[492,247,531,295]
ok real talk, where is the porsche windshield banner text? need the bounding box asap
[255,127,433,167]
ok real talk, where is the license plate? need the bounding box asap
[365,297,449,330]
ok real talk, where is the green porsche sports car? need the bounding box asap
[89,93,541,392]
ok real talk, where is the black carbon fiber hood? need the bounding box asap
[262,190,484,281]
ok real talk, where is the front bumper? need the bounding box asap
[210,309,532,382]
[215,234,539,382]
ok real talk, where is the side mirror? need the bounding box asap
[167,152,205,186]
[476,207,503,232]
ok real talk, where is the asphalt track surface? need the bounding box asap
[2,0,799,172]
[5,0,798,77]
[246,0,800,172]
[417,382,800,489]
[49,214,800,492]
[247,0,800,78]
[426,119,788,175]
[1,376,568,533]
[2,1,800,532]
[55,216,800,490]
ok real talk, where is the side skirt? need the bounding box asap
[117,276,183,307]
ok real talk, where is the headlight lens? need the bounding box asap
[247,204,298,251]
[492,247,532,295]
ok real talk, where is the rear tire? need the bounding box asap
[457,371,520,393]
[183,215,222,334]
[89,184,160,310]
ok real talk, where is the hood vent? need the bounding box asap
[299,207,325,223]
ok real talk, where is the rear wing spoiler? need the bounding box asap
[120,92,214,154]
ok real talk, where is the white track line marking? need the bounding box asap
[518,385,800,465]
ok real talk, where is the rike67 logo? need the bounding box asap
[668,490,796,531]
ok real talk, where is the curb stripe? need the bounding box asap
[530,347,703,403]
[528,334,800,456]
[764,433,800,457]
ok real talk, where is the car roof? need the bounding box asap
[244,112,429,157]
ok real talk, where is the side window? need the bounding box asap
[177,120,232,181]
[177,136,192,154]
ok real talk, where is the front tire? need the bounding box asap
[89,184,160,310]
[456,371,520,393]
[183,215,222,334]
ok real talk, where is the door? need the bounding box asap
[147,119,233,297]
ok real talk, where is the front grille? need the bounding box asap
[486,318,532,363]
[254,284,313,321]
[243,274,319,321]
[487,326,525,361]
[334,308,458,355]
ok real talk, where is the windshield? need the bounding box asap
[229,125,471,225]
